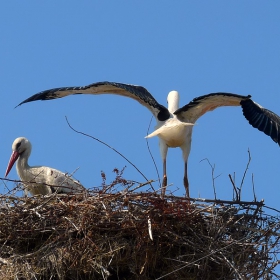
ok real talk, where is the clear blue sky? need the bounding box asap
[1,0,279,245]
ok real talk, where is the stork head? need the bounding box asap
[5,137,32,177]
[167,91,180,114]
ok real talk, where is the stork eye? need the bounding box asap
[15,142,21,150]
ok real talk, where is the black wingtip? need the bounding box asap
[16,87,66,108]
[241,99,280,146]
[15,93,43,108]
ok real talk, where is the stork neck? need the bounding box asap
[168,102,179,115]
[16,153,30,178]
[167,91,180,115]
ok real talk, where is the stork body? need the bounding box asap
[17,82,280,198]
[145,91,194,196]
[5,137,84,195]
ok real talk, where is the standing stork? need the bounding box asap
[5,137,85,196]
[17,82,280,198]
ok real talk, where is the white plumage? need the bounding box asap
[5,137,85,195]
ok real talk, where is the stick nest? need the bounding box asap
[0,173,280,280]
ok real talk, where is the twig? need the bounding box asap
[187,197,265,206]
[252,173,257,202]
[64,216,79,231]
[65,116,155,192]
[220,252,244,280]
[146,116,161,187]
[228,174,239,201]
[148,216,153,241]
[200,158,221,200]
[127,180,155,193]
[0,179,11,193]
[0,177,85,194]
[263,205,280,214]
[239,148,252,199]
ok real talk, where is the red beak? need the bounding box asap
[5,151,20,177]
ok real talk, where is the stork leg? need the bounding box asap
[159,140,168,198]
[181,143,191,205]
[184,161,190,205]
[161,158,167,198]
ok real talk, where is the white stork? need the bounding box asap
[5,137,85,195]
[17,82,280,198]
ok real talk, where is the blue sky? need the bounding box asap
[1,0,280,256]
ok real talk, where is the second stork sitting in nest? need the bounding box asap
[17,82,280,198]
[5,137,85,196]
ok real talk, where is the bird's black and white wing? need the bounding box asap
[241,99,280,146]
[174,93,251,123]
[17,81,170,121]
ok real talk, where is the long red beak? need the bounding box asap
[5,151,20,177]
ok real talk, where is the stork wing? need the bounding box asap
[241,99,280,146]
[174,93,251,123]
[17,81,170,121]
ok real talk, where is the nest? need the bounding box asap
[0,172,280,280]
